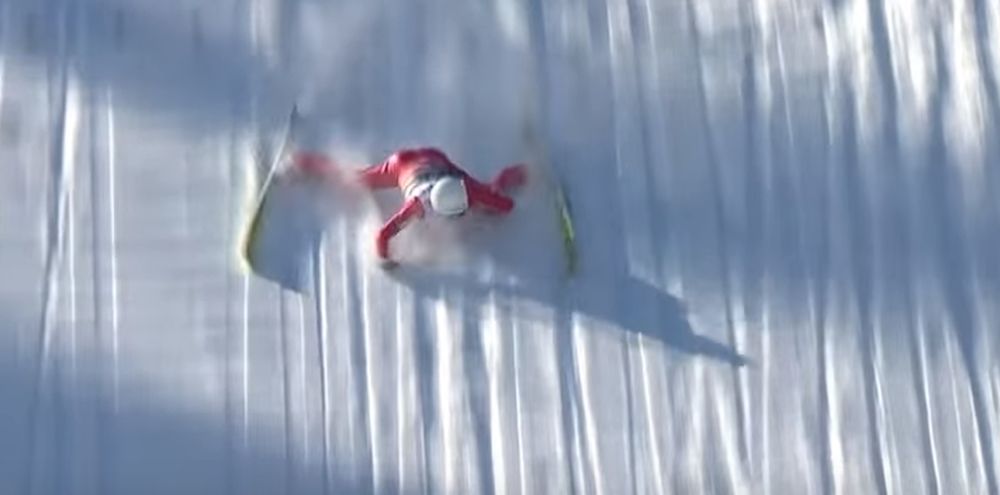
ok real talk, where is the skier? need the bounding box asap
[290,147,527,268]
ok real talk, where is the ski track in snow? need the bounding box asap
[1,0,1000,493]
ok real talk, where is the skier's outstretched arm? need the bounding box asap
[492,164,527,192]
[376,197,425,260]
[464,176,515,214]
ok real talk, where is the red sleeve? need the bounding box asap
[464,177,514,213]
[376,197,425,259]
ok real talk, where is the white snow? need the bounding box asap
[1,0,999,493]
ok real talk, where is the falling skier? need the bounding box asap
[289,147,527,268]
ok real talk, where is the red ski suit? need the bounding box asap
[294,147,522,260]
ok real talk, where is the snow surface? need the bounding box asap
[2,0,1000,493]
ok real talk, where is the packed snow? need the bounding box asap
[1,0,999,493]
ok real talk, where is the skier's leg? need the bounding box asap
[464,177,514,214]
[291,152,340,182]
[492,164,527,193]
[357,160,400,189]
[292,152,401,190]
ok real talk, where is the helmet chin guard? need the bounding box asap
[429,176,469,217]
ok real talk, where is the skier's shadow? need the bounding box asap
[388,264,750,367]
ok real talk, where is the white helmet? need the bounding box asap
[429,176,469,217]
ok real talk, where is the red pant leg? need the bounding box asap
[358,159,403,189]
[292,152,337,177]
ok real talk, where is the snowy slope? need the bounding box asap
[2,0,1000,493]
